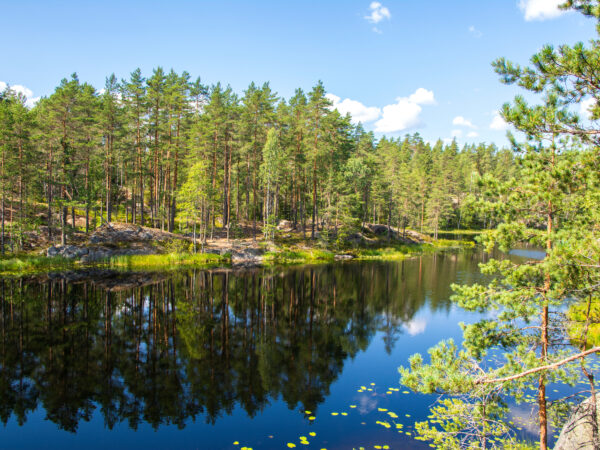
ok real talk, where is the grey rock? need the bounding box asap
[47,245,89,259]
[230,247,264,266]
[334,254,354,261]
[47,243,155,263]
[365,224,396,236]
[277,220,293,231]
[555,396,600,449]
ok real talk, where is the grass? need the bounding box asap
[354,245,415,260]
[263,248,335,266]
[0,254,79,276]
[431,239,475,249]
[263,238,475,265]
[0,233,476,275]
[108,252,228,271]
[0,251,230,276]
[428,229,483,235]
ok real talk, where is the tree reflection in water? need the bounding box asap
[0,252,485,433]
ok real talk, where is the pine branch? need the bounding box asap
[475,346,600,384]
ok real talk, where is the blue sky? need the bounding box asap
[1,0,596,146]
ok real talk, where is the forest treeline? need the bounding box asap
[0,70,514,250]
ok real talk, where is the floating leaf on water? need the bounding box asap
[331,412,339,416]
[374,446,382,449]
[361,386,367,390]
[350,405,357,408]
[287,444,296,448]
[309,432,316,437]
[405,414,411,418]
[309,416,316,421]
[378,408,388,412]
[305,411,312,415]
[233,442,239,446]
[387,412,398,419]
[370,383,376,386]
[386,391,392,395]
[299,436,307,441]
[383,446,390,449]
[341,412,348,416]
[402,391,410,394]
[367,388,373,391]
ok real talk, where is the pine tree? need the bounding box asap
[400,3,600,449]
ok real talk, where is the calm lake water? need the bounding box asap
[0,249,573,449]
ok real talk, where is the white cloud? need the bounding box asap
[0,81,40,108]
[365,2,391,24]
[467,131,479,138]
[375,99,422,132]
[580,97,596,119]
[408,88,436,105]
[468,25,482,38]
[519,0,565,21]
[326,93,381,124]
[490,111,509,130]
[452,116,477,129]
[374,88,436,133]
[325,88,436,134]
[404,319,427,336]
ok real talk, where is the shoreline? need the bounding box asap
[0,237,475,277]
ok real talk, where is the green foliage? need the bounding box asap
[400,3,600,448]
[2,67,512,252]
[0,255,76,275]
[108,252,225,270]
[262,248,335,266]
[411,398,533,450]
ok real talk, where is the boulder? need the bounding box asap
[404,230,426,243]
[46,244,154,263]
[365,224,396,236]
[47,245,89,259]
[230,247,264,266]
[345,232,367,245]
[334,254,354,261]
[277,220,294,231]
[555,396,600,449]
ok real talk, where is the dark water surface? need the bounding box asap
[0,250,562,449]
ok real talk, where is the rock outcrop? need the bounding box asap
[276,220,294,231]
[47,244,154,262]
[555,396,600,449]
[46,223,190,262]
[89,223,187,244]
[229,247,264,267]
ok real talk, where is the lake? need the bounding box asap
[0,249,572,449]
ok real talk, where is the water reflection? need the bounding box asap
[0,251,486,436]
